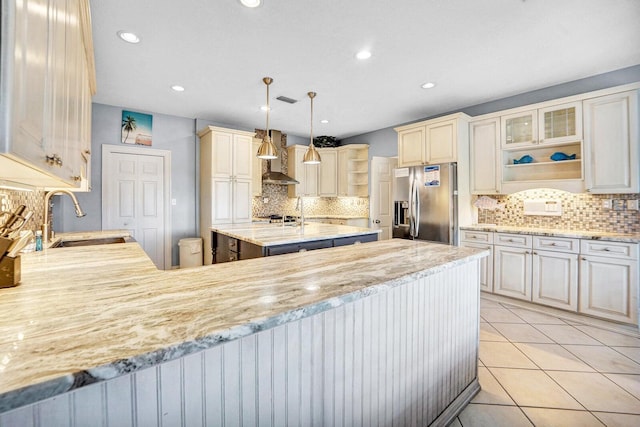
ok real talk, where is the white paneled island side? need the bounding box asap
[0,238,487,426]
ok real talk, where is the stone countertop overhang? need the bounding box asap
[0,237,487,412]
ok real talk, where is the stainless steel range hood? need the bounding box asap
[261,130,299,185]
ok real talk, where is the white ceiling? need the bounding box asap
[90,0,640,139]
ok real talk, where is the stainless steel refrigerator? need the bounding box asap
[392,162,458,244]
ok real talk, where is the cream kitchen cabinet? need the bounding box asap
[531,236,579,311]
[469,118,500,194]
[493,233,533,301]
[501,102,581,148]
[583,90,639,194]
[395,113,470,168]
[0,0,94,189]
[288,145,319,197]
[499,102,583,193]
[460,230,494,293]
[337,144,369,197]
[494,233,579,309]
[252,138,262,196]
[317,148,338,196]
[396,125,425,167]
[199,126,255,265]
[579,240,638,325]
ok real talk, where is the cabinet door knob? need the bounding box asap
[374,219,381,224]
[45,154,63,167]
[71,175,81,182]
[582,257,587,261]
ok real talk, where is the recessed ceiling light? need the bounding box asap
[171,85,185,92]
[320,119,329,124]
[355,50,372,60]
[421,82,436,89]
[117,31,140,44]
[239,0,261,7]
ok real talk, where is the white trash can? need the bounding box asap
[178,238,203,268]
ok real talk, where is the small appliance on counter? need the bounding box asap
[392,163,458,245]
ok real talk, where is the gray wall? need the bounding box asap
[342,64,640,156]
[57,103,197,267]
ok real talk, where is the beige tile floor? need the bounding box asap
[449,296,640,426]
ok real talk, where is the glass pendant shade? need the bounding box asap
[257,77,278,159]
[303,91,321,164]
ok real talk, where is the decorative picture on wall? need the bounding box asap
[121,110,153,146]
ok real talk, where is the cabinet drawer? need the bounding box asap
[266,239,333,256]
[533,236,579,253]
[460,230,493,244]
[495,233,532,249]
[580,240,638,260]
[334,233,378,247]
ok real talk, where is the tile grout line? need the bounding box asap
[483,302,640,419]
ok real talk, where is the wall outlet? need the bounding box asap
[612,199,625,211]
[602,199,612,209]
[627,199,639,210]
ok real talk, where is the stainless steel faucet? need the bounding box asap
[42,189,86,242]
[296,196,305,231]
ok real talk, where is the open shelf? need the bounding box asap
[502,141,582,183]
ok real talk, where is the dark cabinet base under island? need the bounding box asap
[212,223,380,263]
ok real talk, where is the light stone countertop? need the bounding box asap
[461,224,640,243]
[0,237,487,412]
[211,222,380,246]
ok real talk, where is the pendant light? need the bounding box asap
[303,92,321,164]
[256,77,278,159]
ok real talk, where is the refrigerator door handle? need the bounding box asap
[413,177,420,237]
[408,174,420,238]
[408,176,415,237]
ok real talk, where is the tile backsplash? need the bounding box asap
[252,129,369,219]
[252,185,369,218]
[476,189,640,233]
[0,189,46,235]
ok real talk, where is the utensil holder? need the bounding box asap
[0,255,21,288]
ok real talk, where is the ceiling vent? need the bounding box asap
[276,96,298,104]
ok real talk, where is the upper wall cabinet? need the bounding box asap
[470,118,500,194]
[317,148,338,197]
[0,0,96,189]
[499,101,584,193]
[583,90,639,193]
[288,145,319,197]
[395,113,470,167]
[501,102,582,148]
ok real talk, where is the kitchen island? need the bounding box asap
[211,221,380,263]
[0,238,487,426]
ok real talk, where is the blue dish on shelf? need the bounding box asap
[513,155,533,164]
[550,152,576,161]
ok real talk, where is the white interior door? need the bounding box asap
[103,145,170,269]
[370,156,396,240]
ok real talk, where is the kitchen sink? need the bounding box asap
[49,236,134,248]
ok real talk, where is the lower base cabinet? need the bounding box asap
[463,229,638,326]
[460,241,493,292]
[579,240,638,324]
